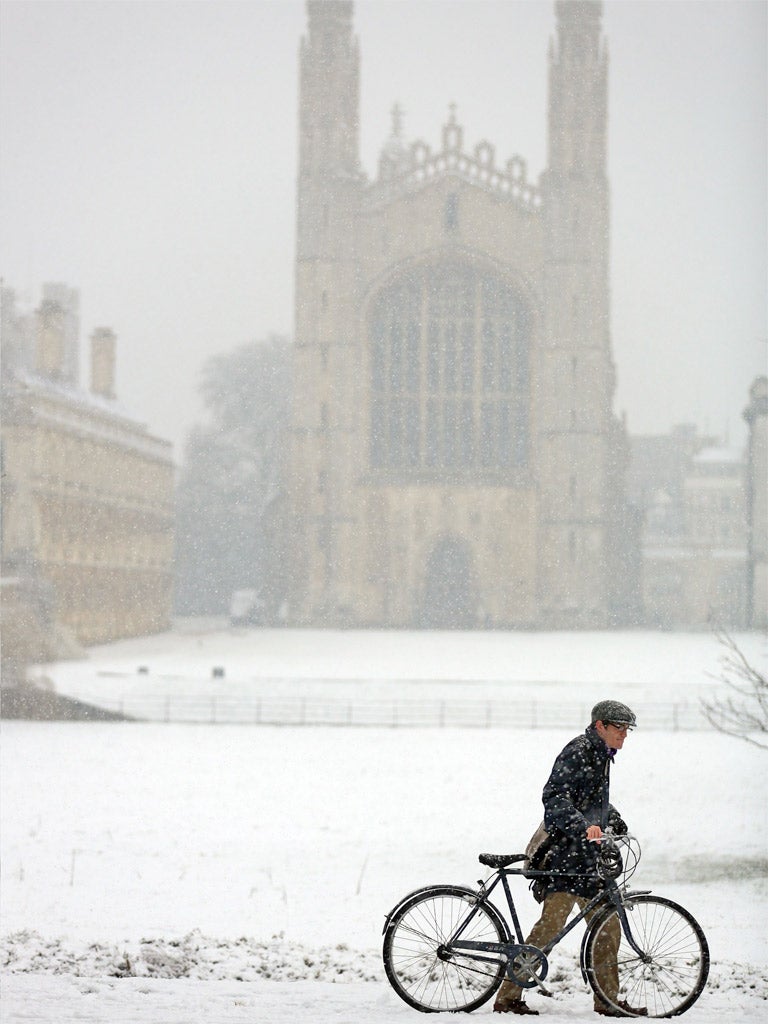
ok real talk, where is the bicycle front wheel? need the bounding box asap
[383,884,508,1013]
[584,894,709,1018]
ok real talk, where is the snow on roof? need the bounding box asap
[9,369,173,461]
[693,446,744,465]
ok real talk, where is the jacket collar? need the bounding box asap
[586,723,616,759]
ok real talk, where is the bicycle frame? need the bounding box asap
[448,865,652,985]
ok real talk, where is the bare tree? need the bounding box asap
[701,633,768,750]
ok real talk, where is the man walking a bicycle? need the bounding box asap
[493,699,641,1017]
[383,696,708,1016]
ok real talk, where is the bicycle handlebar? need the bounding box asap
[588,830,634,842]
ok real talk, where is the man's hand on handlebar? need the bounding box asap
[586,825,603,842]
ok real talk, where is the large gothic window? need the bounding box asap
[369,263,530,476]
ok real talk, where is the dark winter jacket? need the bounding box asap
[541,724,627,898]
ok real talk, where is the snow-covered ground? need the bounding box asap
[34,621,767,697]
[2,626,767,1022]
[27,622,767,728]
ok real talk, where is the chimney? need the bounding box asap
[90,327,116,399]
[35,299,66,380]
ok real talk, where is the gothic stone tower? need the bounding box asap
[289,0,622,628]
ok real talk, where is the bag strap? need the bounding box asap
[600,757,611,829]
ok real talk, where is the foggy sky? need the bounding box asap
[1,0,765,456]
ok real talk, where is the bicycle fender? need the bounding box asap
[578,926,592,986]
[382,884,487,935]
[578,891,653,984]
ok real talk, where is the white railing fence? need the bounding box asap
[86,693,709,731]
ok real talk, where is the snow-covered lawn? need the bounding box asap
[35,622,767,699]
[2,626,767,1022]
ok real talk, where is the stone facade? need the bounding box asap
[1,285,174,649]
[627,424,752,630]
[288,0,627,628]
[744,376,768,629]
[646,448,747,629]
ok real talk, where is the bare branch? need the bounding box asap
[701,632,768,751]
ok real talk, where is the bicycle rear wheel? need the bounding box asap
[383,884,507,1013]
[584,894,709,1018]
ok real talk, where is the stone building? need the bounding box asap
[288,0,629,628]
[627,424,751,630]
[648,447,747,629]
[1,284,174,651]
[744,376,768,629]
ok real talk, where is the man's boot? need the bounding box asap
[493,996,539,1015]
[594,998,648,1016]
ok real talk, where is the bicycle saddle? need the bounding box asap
[479,853,527,868]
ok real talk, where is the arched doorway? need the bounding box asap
[420,537,477,629]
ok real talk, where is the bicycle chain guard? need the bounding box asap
[506,944,549,988]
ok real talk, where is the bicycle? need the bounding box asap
[382,833,709,1017]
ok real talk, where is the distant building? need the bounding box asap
[744,376,768,629]
[287,0,631,628]
[0,284,174,651]
[628,426,748,629]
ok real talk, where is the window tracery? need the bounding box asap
[369,264,530,477]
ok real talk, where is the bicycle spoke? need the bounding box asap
[585,895,709,1018]
[383,886,507,1012]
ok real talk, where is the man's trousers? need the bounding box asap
[493,890,620,1010]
